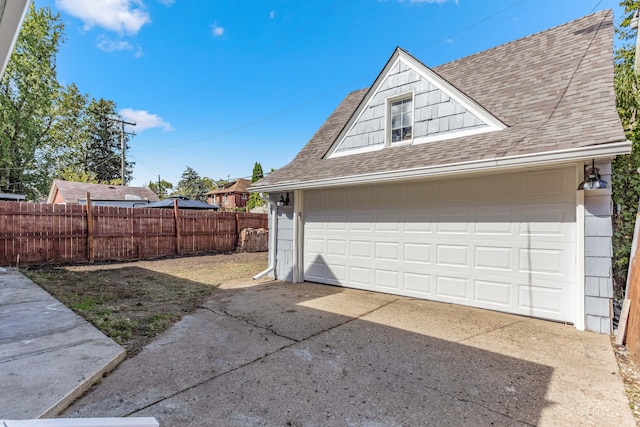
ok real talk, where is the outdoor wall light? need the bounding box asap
[277,193,290,207]
[577,159,608,190]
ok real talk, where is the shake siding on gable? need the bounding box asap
[336,59,486,154]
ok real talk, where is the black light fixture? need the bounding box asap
[578,159,608,190]
[277,192,290,207]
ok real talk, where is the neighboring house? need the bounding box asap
[251,11,630,334]
[47,180,160,207]
[206,178,252,210]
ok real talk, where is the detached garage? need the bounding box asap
[251,11,630,333]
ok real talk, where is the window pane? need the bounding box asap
[402,99,413,112]
[392,129,402,142]
[391,116,401,129]
[402,126,412,140]
[391,102,401,115]
[402,113,412,126]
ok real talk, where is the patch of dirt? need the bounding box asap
[614,342,640,425]
[23,252,268,357]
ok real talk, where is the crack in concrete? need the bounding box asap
[454,319,525,345]
[123,297,535,425]
[124,298,401,417]
[197,304,299,342]
[0,338,110,363]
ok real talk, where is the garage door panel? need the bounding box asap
[350,186,374,205]
[475,214,514,235]
[404,243,432,264]
[436,276,469,300]
[436,212,471,234]
[327,189,348,206]
[327,263,347,282]
[306,238,325,255]
[350,240,372,258]
[474,280,512,306]
[303,167,576,323]
[520,169,575,202]
[518,283,565,316]
[375,214,401,232]
[304,259,328,283]
[404,218,432,233]
[472,176,516,200]
[377,185,401,205]
[350,214,372,232]
[404,272,432,295]
[327,239,347,256]
[518,246,572,278]
[474,246,512,271]
[436,245,468,267]
[350,266,372,286]
[375,242,400,261]
[375,269,400,290]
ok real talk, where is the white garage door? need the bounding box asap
[303,167,577,323]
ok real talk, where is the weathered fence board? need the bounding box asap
[625,214,640,365]
[0,201,268,266]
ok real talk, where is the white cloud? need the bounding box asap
[119,108,173,132]
[211,22,224,37]
[97,36,133,52]
[269,11,275,19]
[96,36,143,57]
[156,0,175,5]
[56,0,151,35]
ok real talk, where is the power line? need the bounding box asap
[136,0,534,154]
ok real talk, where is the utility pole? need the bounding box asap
[90,111,136,184]
[118,118,136,184]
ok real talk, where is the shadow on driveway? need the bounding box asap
[62,275,632,426]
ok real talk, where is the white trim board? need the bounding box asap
[253,141,631,192]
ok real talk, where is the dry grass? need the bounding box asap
[22,252,268,357]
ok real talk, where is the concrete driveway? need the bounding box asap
[64,280,633,426]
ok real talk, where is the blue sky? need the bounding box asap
[33,0,626,187]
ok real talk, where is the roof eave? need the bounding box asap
[250,140,631,192]
[0,0,30,78]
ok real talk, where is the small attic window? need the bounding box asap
[388,94,413,144]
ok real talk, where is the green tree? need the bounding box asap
[86,99,134,185]
[613,0,640,292]
[247,162,265,210]
[0,4,64,199]
[43,85,134,185]
[147,179,174,199]
[46,83,94,181]
[175,166,210,202]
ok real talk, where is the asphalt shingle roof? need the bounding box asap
[47,180,159,204]
[253,11,625,191]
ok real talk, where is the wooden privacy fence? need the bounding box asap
[0,201,268,266]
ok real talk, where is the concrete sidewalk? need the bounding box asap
[0,269,125,419]
[63,280,634,426]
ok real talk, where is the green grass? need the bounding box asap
[22,252,268,357]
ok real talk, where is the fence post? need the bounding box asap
[86,192,94,263]
[174,198,182,256]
